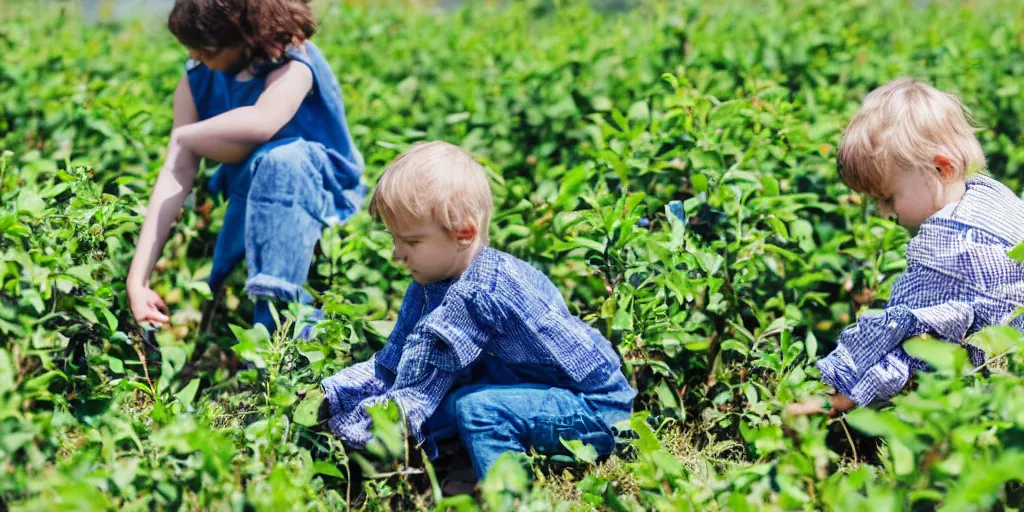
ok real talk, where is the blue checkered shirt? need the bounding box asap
[321,248,635,449]
[817,175,1024,406]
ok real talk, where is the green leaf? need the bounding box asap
[969,325,1023,356]
[845,408,927,451]
[1007,241,1024,263]
[889,438,915,476]
[0,349,13,393]
[611,309,633,331]
[175,378,201,407]
[365,402,406,460]
[99,307,118,333]
[627,100,650,122]
[16,189,46,217]
[294,389,324,427]
[423,449,443,505]
[184,280,213,299]
[805,331,818,360]
[367,320,396,338]
[312,461,344,479]
[691,173,709,194]
[571,236,606,255]
[903,336,971,375]
[790,219,815,252]
[230,324,269,369]
[655,380,680,410]
[560,438,599,465]
[720,339,748,356]
[629,413,662,455]
[105,356,124,375]
[481,452,530,512]
[624,192,647,216]
[159,345,188,391]
[75,305,99,325]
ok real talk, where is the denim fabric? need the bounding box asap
[187,42,365,222]
[208,138,350,306]
[423,378,626,479]
[321,248,636,452]
[187,41,366,322]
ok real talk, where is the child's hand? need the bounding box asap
[785,396,830,416]
[785,394,857,417]
[128,284,170,326]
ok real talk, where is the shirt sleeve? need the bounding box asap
[320,284,420,447]
[385,286,497,442]
[816,263,975,406]
[321,359,388,446]
[330,286,497,447]
[843,347,930,406]
[374,283,424,378]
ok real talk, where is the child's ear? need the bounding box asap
[933,155,957,183]
[452,222,478,248]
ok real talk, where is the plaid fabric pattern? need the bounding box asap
[817,175,1024,406]
[321,248,633,449]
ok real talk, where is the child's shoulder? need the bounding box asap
[456,248,558,303]
[905,175,1024,292]
[461,247,546,282]
[926,175,1024,245]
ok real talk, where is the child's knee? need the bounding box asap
[453,390,508,429]
[250,141,322,201]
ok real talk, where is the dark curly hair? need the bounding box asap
[168,0,317,63]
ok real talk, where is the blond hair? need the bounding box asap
[837,77,986,198]
[368,141,493,240]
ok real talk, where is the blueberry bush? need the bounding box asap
[2,0,1024,510]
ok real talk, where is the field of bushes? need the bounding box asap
[2,0,1024,510]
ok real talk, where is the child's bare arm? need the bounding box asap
[126,75,201,324]
[173,61,313,163]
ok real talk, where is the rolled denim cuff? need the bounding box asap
[245,274,314,304]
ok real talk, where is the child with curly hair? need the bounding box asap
[127,0,366,333]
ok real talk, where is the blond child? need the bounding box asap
[789,78,1024,416]
[320,142,636,479]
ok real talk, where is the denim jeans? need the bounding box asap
[207,137,358,330]
[423,381,623,479]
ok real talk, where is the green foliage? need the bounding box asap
[2,0,1024,510]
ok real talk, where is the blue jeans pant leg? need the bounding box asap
[449,383,617,479]
[243,138,335,308]
[208,188,248,295]
[424,382,490,447]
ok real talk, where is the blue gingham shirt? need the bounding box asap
[321,248,635,449]
[817,175,1024,406]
